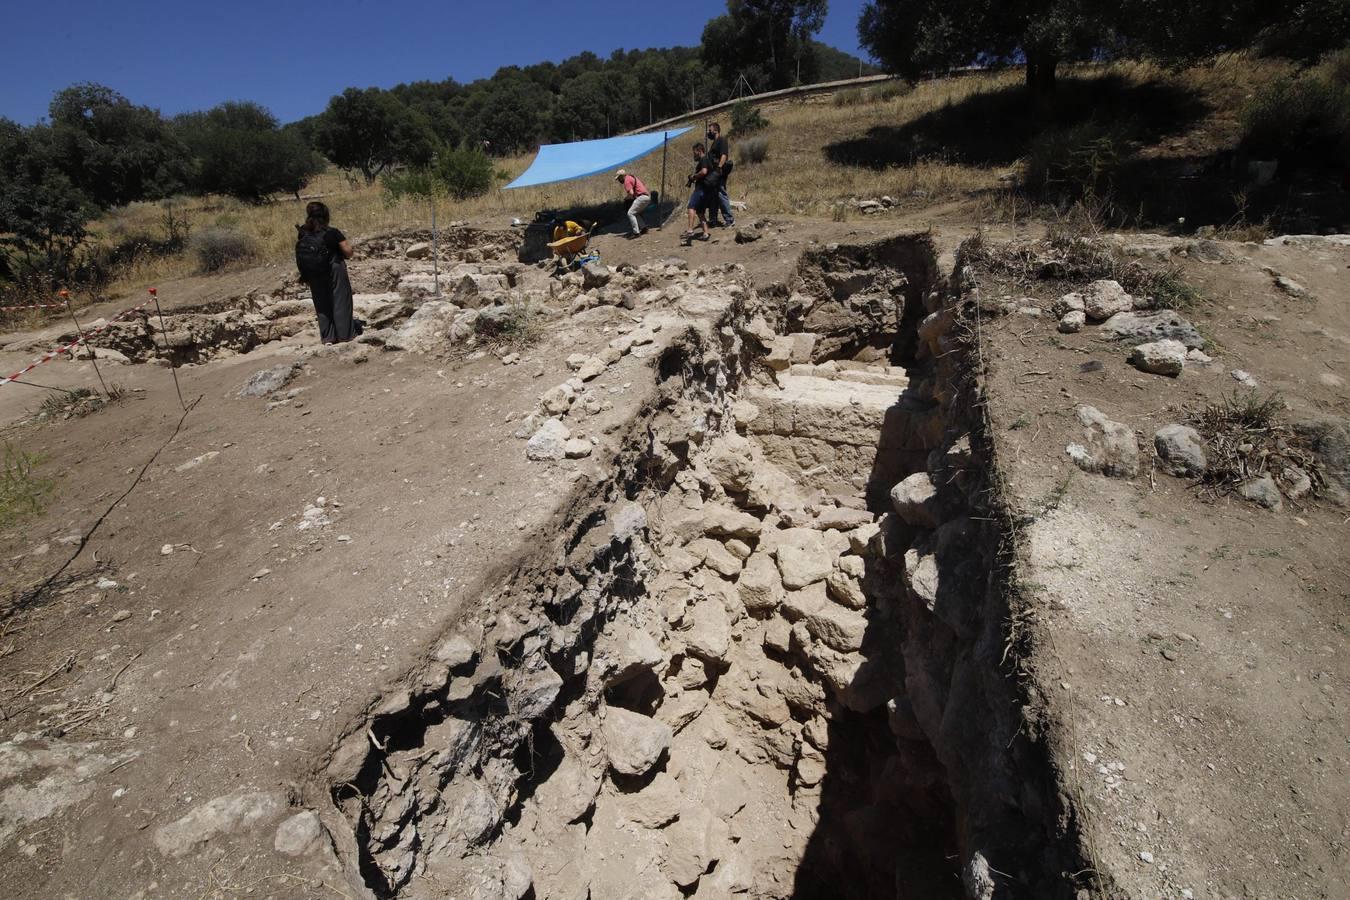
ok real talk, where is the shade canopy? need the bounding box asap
[503,127,692,190]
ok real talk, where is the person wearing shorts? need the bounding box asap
[684,143,720,242]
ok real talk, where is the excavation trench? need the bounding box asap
[319,234,1089,900]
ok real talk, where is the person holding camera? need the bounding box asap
[705,122,735,228]
[683,142,720,243]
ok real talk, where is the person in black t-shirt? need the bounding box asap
[295,201,359,343]
[705,122,735,228]
[683,143,720,241]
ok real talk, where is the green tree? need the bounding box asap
[859,0,1350,104]
[312,88,437,184]
[383,148,494,204]
[176,102,323,201]
[702,0,830,90]
[46,83,191,208]
[858,0,1099,102]
[0,119,95,288]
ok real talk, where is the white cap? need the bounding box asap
[615,169,627,180]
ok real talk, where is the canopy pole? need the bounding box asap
[659,132,668,231]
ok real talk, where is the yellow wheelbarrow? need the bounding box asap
[547,220,598,268]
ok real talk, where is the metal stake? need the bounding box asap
[431,199,440,298]
[659,132,668,231]
[148,289,188,412]
[60,290,110,399]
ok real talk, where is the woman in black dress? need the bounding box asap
[295,201,358,343]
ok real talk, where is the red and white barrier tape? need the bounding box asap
[0,301,69,312]
[0,295,155,387]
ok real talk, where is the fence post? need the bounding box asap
[61,290,110,399]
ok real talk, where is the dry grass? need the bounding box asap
[0,444,52,532]
[1188,391,1325,498]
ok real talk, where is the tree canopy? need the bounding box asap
[311,88,438,184]
[859,0,1350,99]
[45,83,190,208]
[176,102,323,201]
[703,0,830,90]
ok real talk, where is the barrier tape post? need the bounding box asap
[59,290,111,399]
[147,289,188,412]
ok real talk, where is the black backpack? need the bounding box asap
[295,227,332,283]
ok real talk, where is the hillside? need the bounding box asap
[58,53,1340,307]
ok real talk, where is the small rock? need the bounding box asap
[1280,466,1313,500]
[1082,280,1134,321]
[1154,425,1207,476]
[1138,850,1155,865]
[526,418,571,461]
[889,472,940,527]
[684,600,731,664]
[773,529,836,590]
[252,568,271,580]
[1068,405,1139,477]
[539,382,576,415]
[580,261,612,290]
[238,363,298,399]
[1129,339,1187,377]
[563,438,593,459]
[273,810,323,857]
[1231,369,1259,388]
[1187,348,1213,364]
[602,707,672,777]
[1238,473,1283,510]
[1273,275,1308,298]
[1058,310,1086,333]
[435,634,477,668]
[576,357,607,382]
[611,501,648,542]
[1052,292,1086,318]
[405,241,432,259]
[804,603,868,652]
[111,609,132,623]
[734,226,761,244]
[160,544,174,556]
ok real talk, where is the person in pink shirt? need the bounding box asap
[615,168,651,237]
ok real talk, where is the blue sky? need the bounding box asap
[0,0,872,125]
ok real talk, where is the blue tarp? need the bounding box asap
[504,127,692,190]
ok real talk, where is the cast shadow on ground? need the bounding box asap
[824,74,1211,171]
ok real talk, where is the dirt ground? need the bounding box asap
[975,234,1350,899]
[0,211,1347,900]
[0,214,930,899]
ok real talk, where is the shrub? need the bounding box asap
[739,136,770,164]
[730,101,768,135]
[190,226,258,273]
[1023,120,1133,198]
[472,303,542,348]
[1240,53,1350,168]
[0,444,51,531]
[833,88,866,107]
[1188,392,1325,498]
[435,147,495,200]
[869,81,908,102]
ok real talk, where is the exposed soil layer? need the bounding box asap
[323,234,1092,899]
